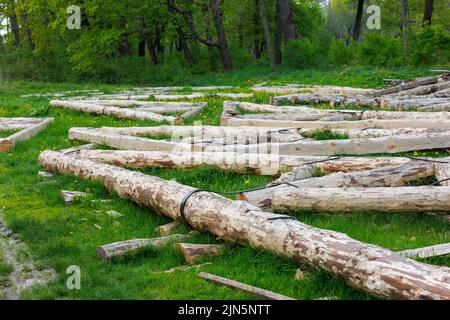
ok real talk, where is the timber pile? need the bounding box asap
[252,83,374,95]
[50,100,208,124]
[39,150,450,299]
[0,117,53,153]
[271,74,450,111]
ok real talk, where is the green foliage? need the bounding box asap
[329,39,354,66]
[284,34,331,69]
[409,25,450,66]
[356,32,403,67]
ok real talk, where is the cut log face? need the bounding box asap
[173,243,224,264]
[198,272,296,300]
[0,118,53,153]
[39,151,450,300]
[97,233,192,262]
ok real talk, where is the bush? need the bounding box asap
[409,25,450,66]
[284,34,331,69]
[357,32,403,67]
[330,39,354,66]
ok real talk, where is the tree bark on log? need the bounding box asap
[38,151,450,300]
[435,164,450,186]
[299,128,450,139]
[374,76,439,96]
[97,234,192,261]
[198,272,295,300]
[173,243,224,264]
[50,100,183,124]
[239,163,437,208]
[395,81,450,97]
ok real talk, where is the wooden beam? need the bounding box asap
[198,272,296,300]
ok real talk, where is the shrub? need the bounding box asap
[409,25,450,66]
[284,34,331,69]
[330,39,354,66]
[356,32,403,67]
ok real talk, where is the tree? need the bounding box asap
[258,0,276,70]
[352,0,365,41]
[401,0,409,48]
[423,0,434,25]
[210,0,233,70]
[275,0,296,64]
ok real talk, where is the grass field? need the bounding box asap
[0,66,449,300]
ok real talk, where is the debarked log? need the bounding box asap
[240,162,437,207]
[50,100,183,124]
[39,151,450,300]
[241,186,450,213]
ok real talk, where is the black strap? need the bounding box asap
[179,189,204,224]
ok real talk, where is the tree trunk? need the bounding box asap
[258,0,276,71]
[38,151,450,300]
[138,40,146,57]
[143,32,159,65]
[9,7,20,48]
[21,13,34,50]
[422,0,434,26]
[210,0,233,70]
[401,0,409,49]
[352,0,365,41]
[275,0,297,64]
[253,0,262,60]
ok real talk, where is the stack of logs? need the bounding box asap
[38,75,450,300]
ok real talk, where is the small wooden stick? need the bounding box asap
[399,243,450,259]
[163,262,212,274]
[173,243,224,264]
[198,272,296,300]
[60,190,88,205]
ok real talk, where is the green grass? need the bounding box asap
[0,66,448,300]
[0,130,19,138]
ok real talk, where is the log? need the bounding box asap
[373,76,440,96]
[242,186,450,213]
[299,128,450,139]
[154,93,253,100]
[97,233,192,261]
[86,100,206,109]
[192,86,235,91]
[0,118,53,153]
[60,190,88,205]
[209,132,450,156]
[240,163,437,208]
[71,149,439,177]
[271,93,448,110]
[420,103,450,112]
[399,243,450,259]
[173,243,224,264]
[435,164,450,186]
[50,100,183,124]
[198,272,296,300]
[155,221,180,236]
[39,151,450,300]
[221,110,450,129]
[395,81,450,97]
[251,84,373,95]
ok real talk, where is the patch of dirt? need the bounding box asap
[0,213,56,300]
